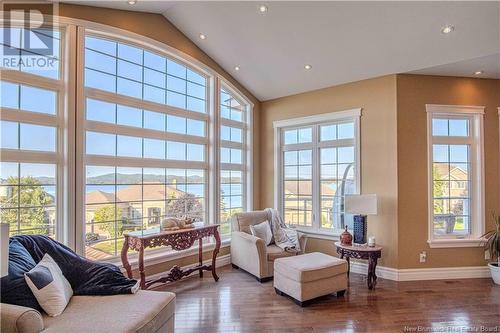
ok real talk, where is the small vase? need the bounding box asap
[340,226,353,246]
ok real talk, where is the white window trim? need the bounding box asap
[426,104,485,248]
[273,108,361,235]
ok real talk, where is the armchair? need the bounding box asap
[230,210,307,282]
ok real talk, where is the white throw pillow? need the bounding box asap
[24,254,73,316]
[250,220,273,245]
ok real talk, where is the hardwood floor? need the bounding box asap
[153,265,500,333]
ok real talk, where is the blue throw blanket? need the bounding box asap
[1,235,138,311]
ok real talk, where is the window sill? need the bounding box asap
[294,228,341,241]
[104,238,231,270]
[427,238,484,248]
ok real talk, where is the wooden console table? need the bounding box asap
[121,224,221,289]
[335,242,382,290]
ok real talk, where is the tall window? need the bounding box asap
[82,34,209,259]
[426,104,484,247]
[274,110,360,234]
[219,86,249,238]
[1,27,68,240]
[1,21,253,260]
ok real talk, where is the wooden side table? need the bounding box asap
[334,242,382,290]
[121,224,221,289]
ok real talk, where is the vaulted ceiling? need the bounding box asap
[66,1,500,101]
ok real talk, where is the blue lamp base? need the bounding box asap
[353,215,367,244]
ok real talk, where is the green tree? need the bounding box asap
[168,193,203,221]
[92,204,125,238]
[433,166,446,214]
[0,176,54,235]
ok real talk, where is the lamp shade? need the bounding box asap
[345,194,378,215]
[1,223,9,277]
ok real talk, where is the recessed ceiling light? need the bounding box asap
[473,71,484,75]
[199,33,207,40]
[127,0,136,4]
[304,64,312,70]
[441,25,454,34]
[259,5,268,13]
[234,66,240,71]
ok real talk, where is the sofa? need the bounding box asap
[230,210,307,282]
[1,291,176,333]
[1,235,176,333]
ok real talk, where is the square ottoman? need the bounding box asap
[274,252,348,306]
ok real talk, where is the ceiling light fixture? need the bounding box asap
[259,5,268,13]
[304,64,312,70]
[234,66,240,71]
[127,0,136,5]
[199,33,207,40]
[473,70,484,75]
[441,25,454,34]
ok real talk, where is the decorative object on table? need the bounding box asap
[345,194,378,244]
[335,241,382,290]
[1,223,9,277]
[368,236,376,247]
[481,212,500,285]
[160,216,195,231]
[340,226,353,246]
[122,224,221,289]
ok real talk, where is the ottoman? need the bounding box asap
[274,252,348,306]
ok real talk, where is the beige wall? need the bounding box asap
[396,75,500,268]
[259,75,399,268]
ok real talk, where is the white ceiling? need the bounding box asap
[65,1,500,101]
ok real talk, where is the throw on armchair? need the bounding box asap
[230,210,307,282]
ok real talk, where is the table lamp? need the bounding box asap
[1,223,9,277]
[344,194,378,244]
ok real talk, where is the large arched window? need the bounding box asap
[1,18,253,260]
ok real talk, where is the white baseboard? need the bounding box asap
[350,261,491,282]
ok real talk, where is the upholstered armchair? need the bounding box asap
[230,210,307,282]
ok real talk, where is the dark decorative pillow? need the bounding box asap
[0,239,42,311]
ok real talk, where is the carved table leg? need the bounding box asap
[121,236,133,278]
[211,228,221,282]
[139,243,146,290]
[367,255,378,290]
[346,256,350,278]
[199,238,203,278]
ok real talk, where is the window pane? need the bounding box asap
[284,129,297,145]
[86,131,115,156]
[1,81,19,109]
[144,111,165,131]
[20,124,56,152]
[298,128,312,143]
[144,68,166,88]
[167,115,186,134]
[117,78,142,99]
[144,51,166,72]
[1,121,18,149]
[187,144,204,162]
[432,119,448,136]
[338,123,354,139]
[19,85,57,115]
[187,119,205,137]
[167,141,186,160]
[85,48,116,75]
[117,135,142,157]
[85,68,116,92]
[86,36,116,56]
[118,43,143,65]
[449,119,469,137]
[118,59,142,82]
[117,105,142,128]
[86,98,115,124]
[143,138,165,159]
[320,125,336,141]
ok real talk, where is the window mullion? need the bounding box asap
[312,125,321,231]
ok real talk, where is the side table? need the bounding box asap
[334,242,382,290]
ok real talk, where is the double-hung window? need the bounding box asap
[426,104,485,247]
[1,25,73,243]
[274,109,361,234]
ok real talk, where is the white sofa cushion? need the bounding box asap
[42,290,175,333]
[274,252,347,283]
[24,254,73,317]
[250,220,273,245]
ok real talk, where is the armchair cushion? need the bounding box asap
[266,245,296,262]
[232,211,269,234]
[0,303,44,333]
[249,220,273,245]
